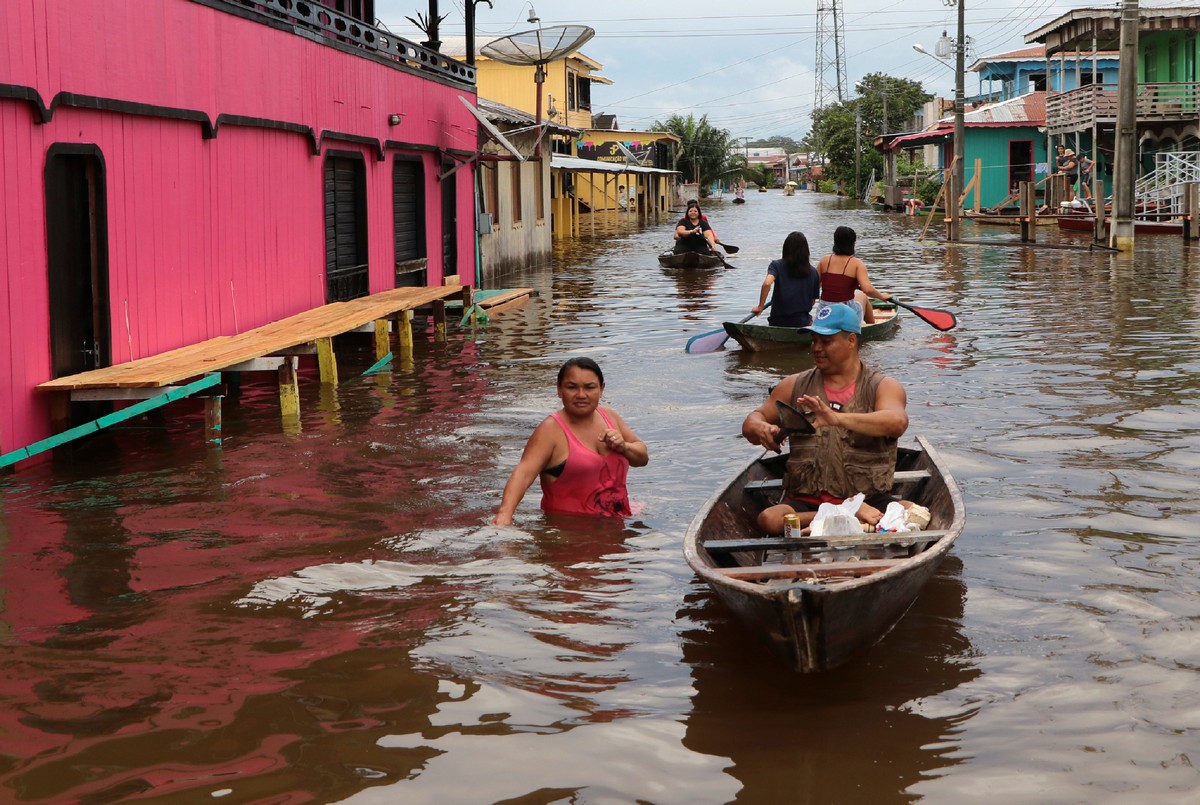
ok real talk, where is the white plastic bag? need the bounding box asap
[809,493,865,537]
[877,501,916,533]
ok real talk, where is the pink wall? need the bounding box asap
[0,0,479,457]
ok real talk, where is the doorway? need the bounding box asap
[441,161,457,281]
[45,145,110,380]
[324,154,368,302]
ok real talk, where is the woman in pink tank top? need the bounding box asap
[494,358,649,525]
[816,226,892,324]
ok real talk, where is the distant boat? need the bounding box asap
[732,197,746,205]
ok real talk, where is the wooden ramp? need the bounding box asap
[17,285,532,466]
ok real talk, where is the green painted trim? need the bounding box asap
[0,374,221,469]
[362,352,394,376]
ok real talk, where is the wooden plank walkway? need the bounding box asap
[37,286,484,392]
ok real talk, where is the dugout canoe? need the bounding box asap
[658,250,726,269]
[722,302,899,352]
[683,436,965,672]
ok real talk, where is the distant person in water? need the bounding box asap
[493,358,649,526]
[816,226,891,324]
[752,231,821,328]
[673,199,718,254]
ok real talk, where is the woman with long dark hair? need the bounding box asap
[752,231,821,328]
[816,226,890,324]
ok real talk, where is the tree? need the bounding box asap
[655,113,746,194]
[811,73,931,195]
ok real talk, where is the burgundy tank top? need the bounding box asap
[820,256,859,302]
[540,409,632,518]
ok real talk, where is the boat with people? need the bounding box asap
[658,250,726,269]
[683,436,965,672]
[722,302,899,352]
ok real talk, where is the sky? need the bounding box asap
[372,1,1194,141]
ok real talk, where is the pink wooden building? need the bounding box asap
[0,0,481,459]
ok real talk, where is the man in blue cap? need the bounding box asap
[741,303,911,534]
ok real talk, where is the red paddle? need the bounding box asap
[892,298,957,331]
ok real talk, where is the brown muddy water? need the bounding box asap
[1,191,1199,803]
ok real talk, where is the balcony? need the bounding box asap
[1045,82,1198,135]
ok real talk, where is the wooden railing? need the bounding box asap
[1045,82,1198,134]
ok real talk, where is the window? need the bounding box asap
[1079,73,1103,86]
[577,76,592,111]
[1029,73,1046,92]
[1144,46,1158,82]
[511,162,523,223]
[485,162,499,221]
[567,70,577,111]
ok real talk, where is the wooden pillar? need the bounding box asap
[204,397,223,446]
[278,356,301,432]
[1183,183,1199,242]
[1019,181,1036,243]
[397,309,414,364]
[316,337,337,386]
[431,299,447,341]
[373,319,390,360]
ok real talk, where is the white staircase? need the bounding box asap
[1133,151,1200,218]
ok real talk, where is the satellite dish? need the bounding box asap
[481,25,595,155]
[480,25,595,68]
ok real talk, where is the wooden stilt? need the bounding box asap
[316,337,338,386]
[432,299,447,341]
[279,356,301,432]
[49,392,71,434]
[397,309,414,365]
[373,319,390,360]
[204,397,223,446]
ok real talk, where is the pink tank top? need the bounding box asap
[540,409,632,518]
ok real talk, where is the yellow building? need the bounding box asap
[445,37,679,240]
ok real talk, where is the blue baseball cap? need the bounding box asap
[805,303,861,335]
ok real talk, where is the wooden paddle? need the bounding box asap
[685,302,770,353]
[891,298,958,331]
[715,251,738,270]
[718,242,740,254]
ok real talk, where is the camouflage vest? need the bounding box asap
[783,362,898,499]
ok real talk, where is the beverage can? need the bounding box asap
[783,514,802,539]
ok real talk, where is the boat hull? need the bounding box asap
[722,304,898,351]
[1057,216,1183,235]
[965,212,1058,226]
[658,250,725,269]
[684,436,965,672]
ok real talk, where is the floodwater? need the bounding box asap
[2,192,1199,804]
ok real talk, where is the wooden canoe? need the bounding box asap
[964,210,1059,226]
[658,250,725,269]
[684,436,965,672]
[722,303,899,352]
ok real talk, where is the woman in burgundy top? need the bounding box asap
[493,358,649,525]
[816,226,892,324]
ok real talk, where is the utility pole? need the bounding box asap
[855,107,862,200]
[947,0,966,242]
[1112,0,1139,251]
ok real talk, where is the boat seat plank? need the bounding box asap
[704,529,948,554]
[715,558,905,581]
[744,469,930,495]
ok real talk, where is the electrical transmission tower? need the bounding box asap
[814,0,847,111]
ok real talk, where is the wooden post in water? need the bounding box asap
[204,397,223,446]
[278,356,301,432]
[431,299,447,341]
[316,337,338,386]
[397,309,414,367]
[1184,183,1199,242]
[1019,181,1036,242]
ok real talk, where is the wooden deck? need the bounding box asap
[11,285,533,467]
[38,286,484,392]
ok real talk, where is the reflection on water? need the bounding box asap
[2,194,1199,801]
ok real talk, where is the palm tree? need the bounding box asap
[655,113,746,195]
